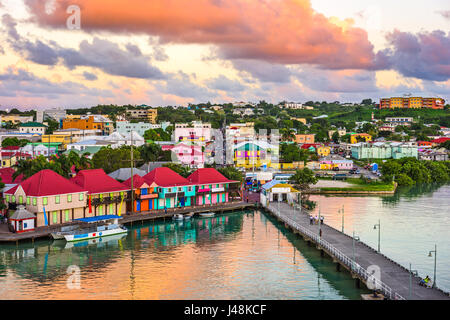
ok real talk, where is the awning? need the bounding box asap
[74,215,122,223]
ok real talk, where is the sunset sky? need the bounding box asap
[0,0,449,109]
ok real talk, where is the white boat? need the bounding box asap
[173,213,184,221]
[63,215,128,242]
[199,212,215,218]
[51,224,80,240]
[184,212,194,220]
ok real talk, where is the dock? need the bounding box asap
[0,201,255,243]
[263,201,450,300]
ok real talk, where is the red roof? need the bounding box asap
[2,146,20,151]
[187,168,237,184]
[431,137,450,144]
[123,174,148,188]
[143,167,191,187]
[5,169,86,196]
[0,167,24,184]
[71,169,130,194]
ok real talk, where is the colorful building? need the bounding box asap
[126,108,157,124]
[233,141,279,169]
[167,143,205,168]
[317,145,331,157]
[18,122,47,135]
[187,168,238,206]
[123,174,158,213]
[71,169,130,217]
[319,159,353,171]
[174,122,212,145]
[62,115,113,135]
[380,97,445,109]
[143,167,196,209]
[350,133,372,144]
[294,134,315,144]
[351,142,418,160]
[4,169,88,227]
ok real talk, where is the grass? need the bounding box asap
[318,178,396,192]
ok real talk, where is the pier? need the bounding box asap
[0,201,255,243]
[263,201,450,300]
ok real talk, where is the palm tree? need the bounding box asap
[13,159,33,180]
[281,128,296,142]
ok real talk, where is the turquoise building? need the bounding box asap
[351,142,418,160]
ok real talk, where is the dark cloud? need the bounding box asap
[384,30,450,81]
[155,72,217,100]
[2,14,166,80]
[231,59,293,83]
[82,71,98,81]
[208,75,246,92]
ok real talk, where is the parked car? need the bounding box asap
[333,174,347,181]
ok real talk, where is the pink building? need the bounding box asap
[167,143,205,168]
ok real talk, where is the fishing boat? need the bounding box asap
[62,215,128,242]
[172,213,184,221]
[199,212,215,218]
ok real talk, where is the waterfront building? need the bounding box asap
[8,205,36,233]
[71,169,130,217]
[143,167,196,209]
[4,169,88,227]
[260,180,299,204]
[62,115,114,135]
[0,115,34,125]
[380,97,445,109]
[187,168,238,206]
[350,133,372,144]
[123,174,159,212]
[294,134,315,144]
[18,122,47,135]
[351,142,418,160]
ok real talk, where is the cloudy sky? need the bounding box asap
[0,0,449,110]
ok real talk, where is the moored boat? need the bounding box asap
[173,213,184,220]
[184,212,194,220]
[199,212,215,218]
[63,215,128,242]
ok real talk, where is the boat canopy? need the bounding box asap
[73,215,122,224]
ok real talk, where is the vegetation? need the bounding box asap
[289,168,318,191]
[1,137,29,147]
[280,143,309,163]
[162,163,192,178]
[139,143,171,162]
[143,128,172,141]
[218,166,243,183]
[381,158,450,186]
[92,146,141,174]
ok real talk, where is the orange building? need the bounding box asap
[62,116,113,135]
[123,175,159,213]
[380,97,445,109]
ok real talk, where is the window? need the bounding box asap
[52,211,58,224]
[99,206,103,215]
[33,198,37,206]
[79,193,84,201]
[43,197,48,205]
[19,196,23,203]
[110,192,113,198]
[55,196,60,204]
[65,210,70,222]
[67,194,72,203]
[27,197,30,205]
[5,195,9,202]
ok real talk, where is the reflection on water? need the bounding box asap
[309,184,450,293]
[0,212,369,300]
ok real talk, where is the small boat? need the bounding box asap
[51,224,80,240]
[63,215,128,242]
[199,212,215,218]
[184,212,194,220]
[172,213,184,221]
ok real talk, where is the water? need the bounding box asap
[308,183,450,293]
[0,211,369,300]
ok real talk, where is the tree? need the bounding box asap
[1,137,28,147]
[280,128,295,142]
[361,99,373,105]
[162,163,192,178]
[439,140,450,150]
[139,143,171,162]
[289,168,318,192]
[218,166,243,183]
[331,131,340,143]
[92,146,141,173]
[45,119,59,134]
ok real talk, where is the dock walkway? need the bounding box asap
[264,202,449,300]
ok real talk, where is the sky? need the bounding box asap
[0,0,449,110]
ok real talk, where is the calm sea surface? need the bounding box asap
[0,184,448,299]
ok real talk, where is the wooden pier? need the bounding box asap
[263,201,449,300]
[0,201,255,243]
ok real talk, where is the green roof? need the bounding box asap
[19,122,47,127]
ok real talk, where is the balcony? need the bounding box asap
[164,192,185,198]
[137,193,158,200]
[88,194,128,206]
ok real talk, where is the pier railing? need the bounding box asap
[268,204,406,300]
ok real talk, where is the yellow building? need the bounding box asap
[295,134,315,144]
[317,146,331,157]
[291,117,307,125]
[41,134,73,149]
[350,133,372,144]
[147,109,157,124]
[380,97,445,109]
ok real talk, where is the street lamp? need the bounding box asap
[428,244,437,288]
[373,219,380,252]
[409,263,418,300]
[352,231,360,271]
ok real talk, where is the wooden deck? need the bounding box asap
[0,201,255,243]
[263,202,449,300]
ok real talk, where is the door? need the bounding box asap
[180,197,185,207]
[136,200,141,212]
